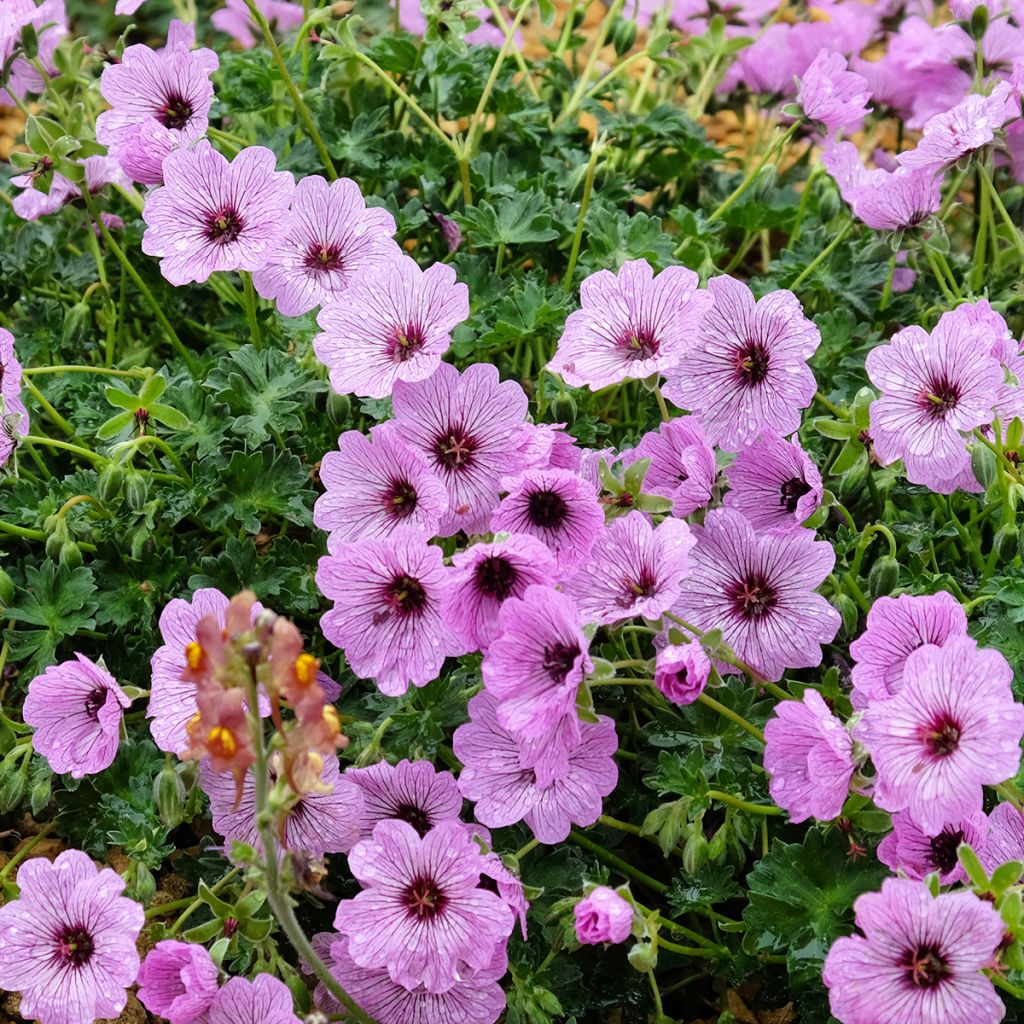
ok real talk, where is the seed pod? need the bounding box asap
[611,16,638,56]
[994,523,1018,562]
[972,442,997,491]
[868,556,900,599]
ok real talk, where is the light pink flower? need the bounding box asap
[653,643,710,705]
[574,887,633,945]
[797,50,871,133]
[136,941,219,1024]
[878,811,987,885]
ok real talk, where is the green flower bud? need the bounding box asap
[0,568,15,608]
[611,16,638,56]
[153,763,186,828]
[45,530,65,561]
[59,540,83,569]
[970,2,990,39]
[98,463,124,504]
[19,22,38,59]
[868,556,900,599]
[0,769,25,813]
[61,302,91,348]
[627,940,658,973]
[551,391,578,424]
[832,592,860,639]
[994,523,1018,562]
[972,442,998,491]
[682,830,709,874]
[124,470,148,511]
[326,392,351,426]
[128,862,157,904]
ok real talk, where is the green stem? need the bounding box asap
[116,435,192,485]
[22,379,75,438]
[80,191,200,377]
[706,789,783,816]
[558,0,627,124]
[563,135,608,293]
[242,0,337,180]
[23,365,149,379]
[0,822,56,881]
[788,222,853,290]
[656,936,721,959]
[979,164,1024,261]
[598,814,645,835]
[697,693,766,743]
[22,434,105,466]
[155,867,242,927]
[707,122,799,224]
[242,272,263,350]
[569,829,667,894]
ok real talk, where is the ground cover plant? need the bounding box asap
[6,0,1024,1021]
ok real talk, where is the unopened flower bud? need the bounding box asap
[59,540,83,569]
[868,556,900,599]
[0,568,15,608]
[972,442,998,490]
[98,462,124,503]
[611,16,638,56]
[682,830,709,874]
[153,762,186,827]
[994,523,1018,562]
[551,392,577,424]
[61,302,91,347]
[326,392,351,426]
[124,470,148,511]
[832,592,860,639]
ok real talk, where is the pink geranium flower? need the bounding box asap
[564,511,695,625]
[859,637,1024,836]
[441,533,558,653]
[981,801,1024,876]
[12,155,128,222]
[797,50,871,134]
[334,819,515,994]
[23,654,130,778]
[391,362,528,536]
[454,690,618,843]
[621,416,717,517]
[212,0,304,49]
[315,256,467,397]
[673,508,839,682]
[823,879,1005,1024]
[317,533,456,696]
[653,643,710,705]
[548,259,713,390]
[142,142,295,285]
[763,689,855,823]
[255,175,401,316]
[0,328,29,468]
[574,887,634,945]
[723,432,823,534]
[204,975,301,1024]
[313,426,449,549]
[136,941,220,1024]
[0,850,144,1024]
[662,276,820,450]
[849,591,968,710]
[877,811,987,885]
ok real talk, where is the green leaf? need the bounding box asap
[644,747,709,803]
[458,190,560,249]
[207,449,315,534]
[958,843,990,890]
[743,830,888,954]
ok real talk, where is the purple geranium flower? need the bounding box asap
[12,155,128,222]
[899,82,1012,174]
[334,819,515,994]
[662,276,821,450]
[0,850,144,1024]
[317,533,456,696]
[574,887,634,945]
[878,811,987,885]
[673,508,839,682]
[142,141,295,285]
[866,313,1002,493]
[490,468,604,576]
[313,425,449,549]
[149,587,267,753]
[391,362,528,536]
[823,879,1004,1024]
[200,752,365,857]
[97,20,218,185]
[454,690,618,843]
[314,256,468,398]
[763,689,855,823]
[329,935,507,1024]
[859,637,1024,836]
[205,975,301,1024]
[653,643,710,705]
[849,591,968,710]
[441,533,558,653]
[723,431,823,533]
[482,585,593,760]
[254,175,401,317]
[136,940,220,1024]
[981,801,1024,876]
[212,0,304,49]
[23,654,130,778]
[621,416,717,517]
[344,758,463,847]
[0,327,29,467]
[797,50,871,133]
[548,259,713,390]
[1,0,66,102]
[564,511,695,625]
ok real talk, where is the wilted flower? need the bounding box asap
[574,887,634,945]
[254,175,401,316]
[142,142,295,285]
[859,637,1024,836]
[662,276,820,450]
[0,850,144,1024]
[548,259,713,390]
[334,819,515,993]
[315,256,467,398]
[23,654,130,778]
[823,879,1005,1024]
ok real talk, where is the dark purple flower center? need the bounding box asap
[56,926,94,967]
[923,713,961,757]
[619,326,660,360]
[83,686,106,721]
[928,828,965,875]
[205,207,244,244]
[382,574,427,617]
[383,478,418,521]
[434,426,477,471]
[542,641,580,683]
[475,555,518,600]
[159,91,194,131]
[391,324,426,364]
[527,488,568,529]
[920,375,961,420]
[901,944,949,989]
[734,339,771,386]
[301,242,344,274]
[727,572,778,620]
[394,802,433,837]
[620,568,659,606]
[402,876,447,919]
[905,209,930,228]
[779,476,811,514]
